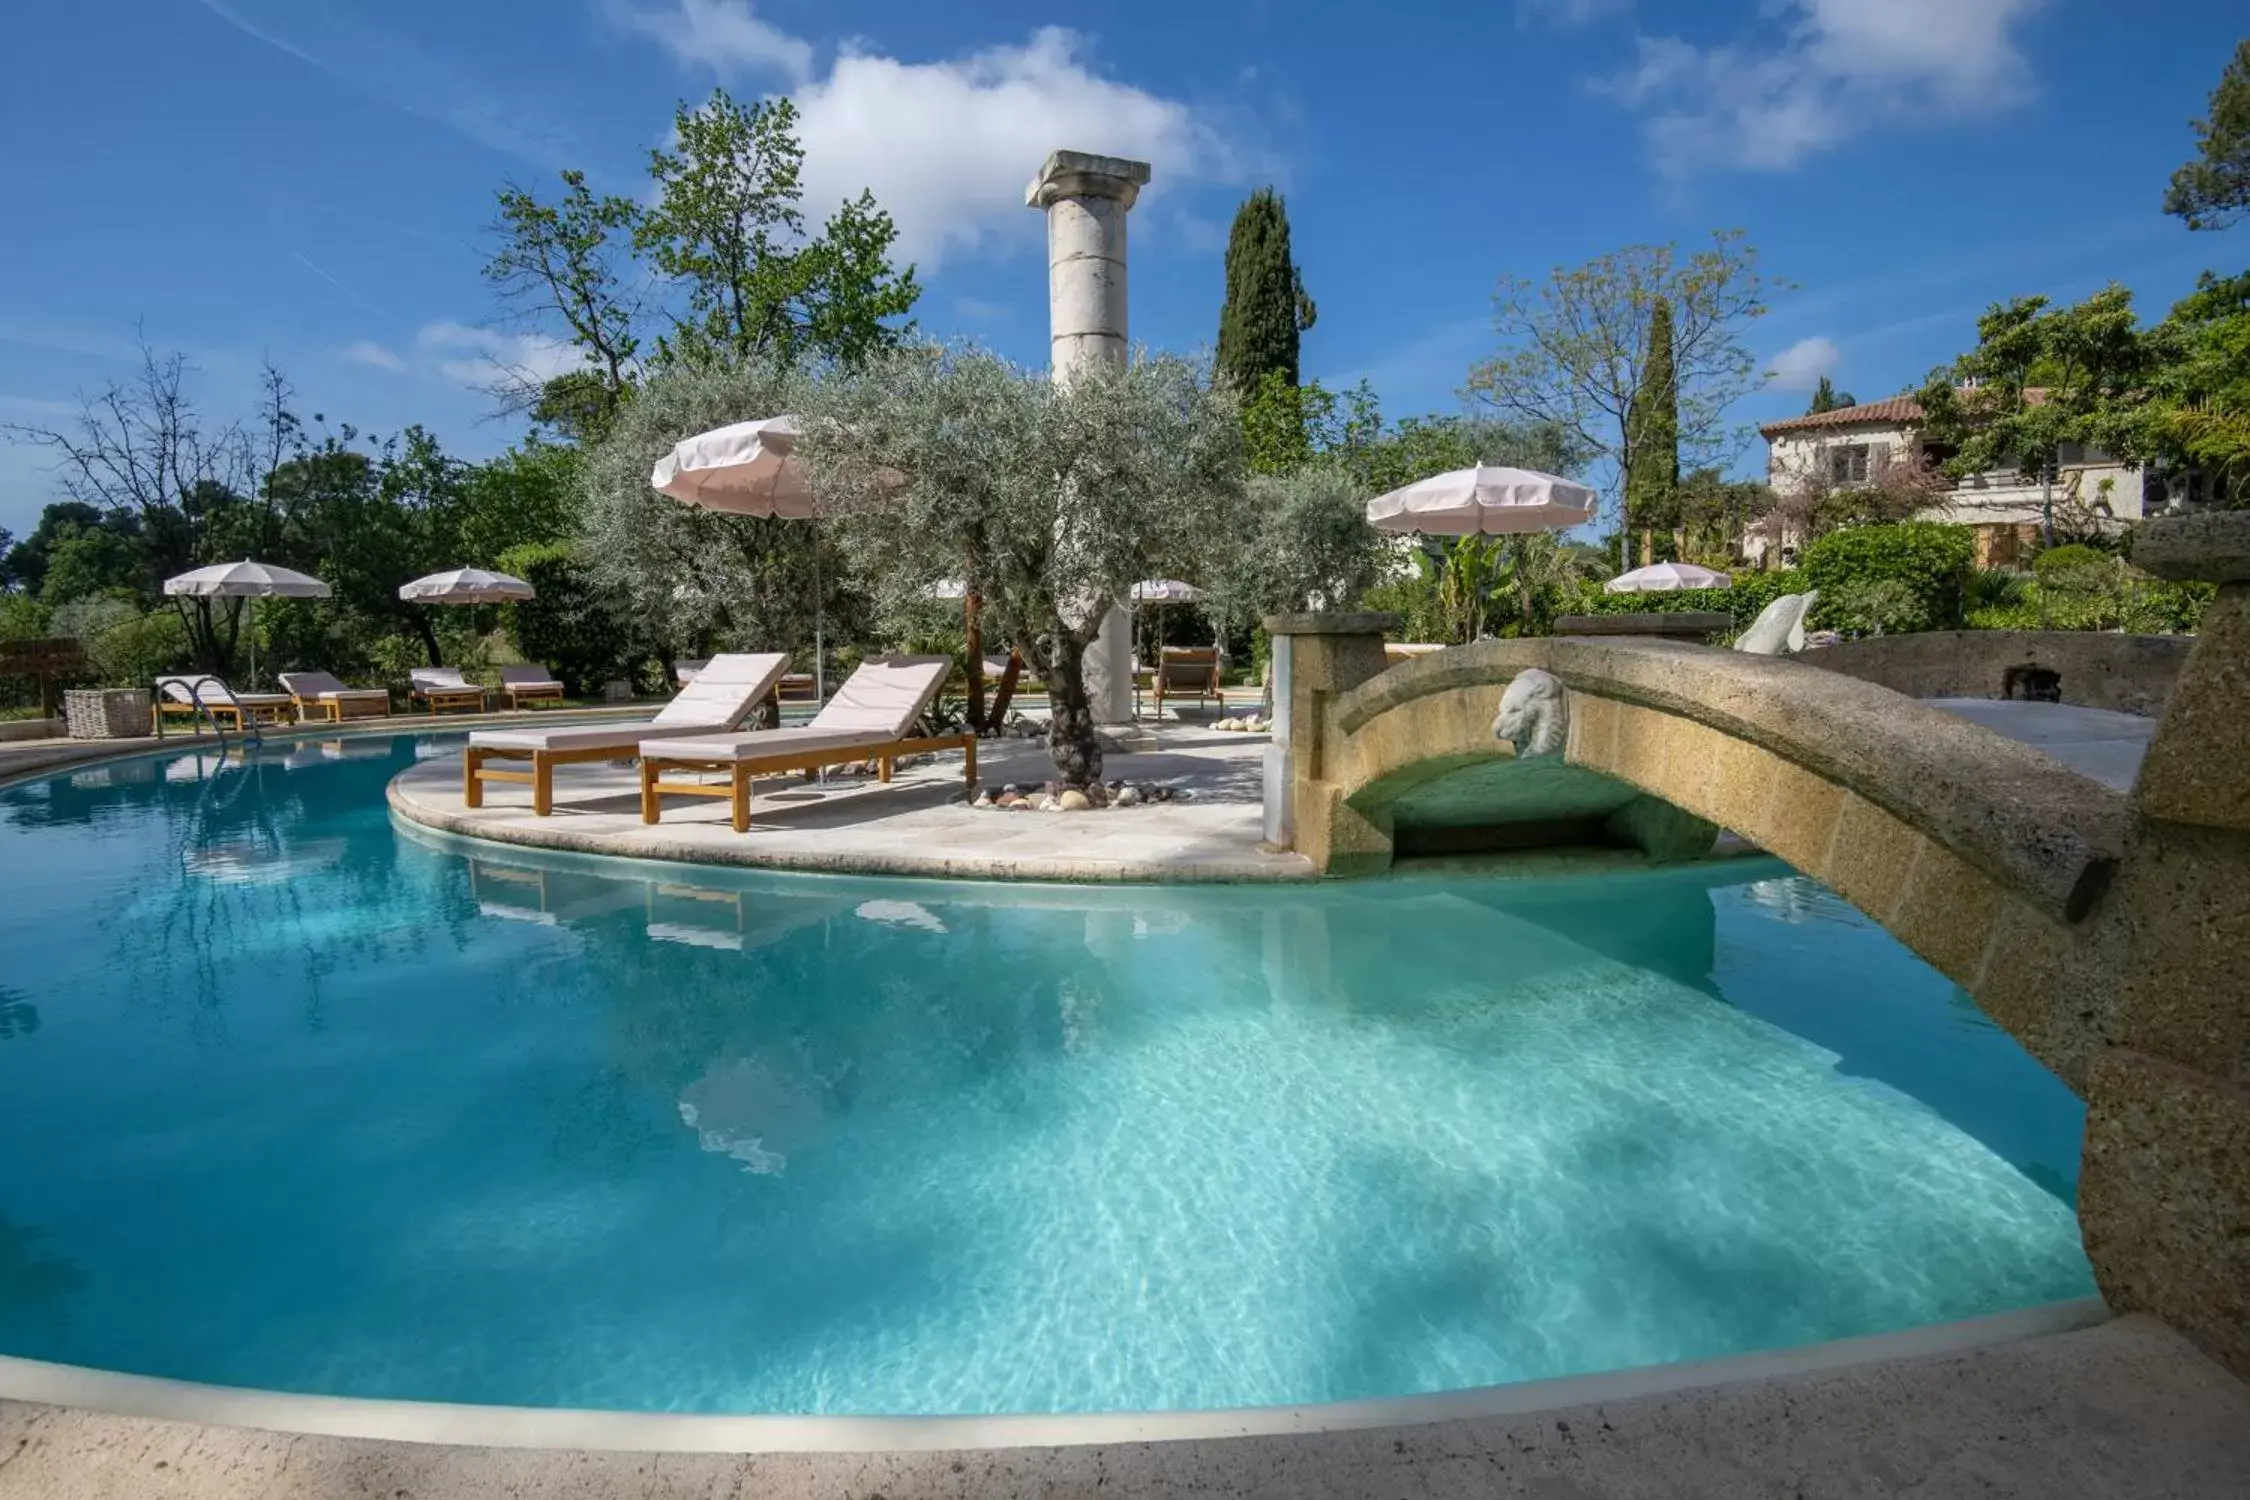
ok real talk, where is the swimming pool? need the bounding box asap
[0,734,2094,1415]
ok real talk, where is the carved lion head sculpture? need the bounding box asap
[1493,667,1568,759]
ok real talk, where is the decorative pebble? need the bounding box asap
[1057,789,1092,812]
[1115,786,1141,807]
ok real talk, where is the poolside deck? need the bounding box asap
[389,723,1309,883]
[3,1312,2246,1498]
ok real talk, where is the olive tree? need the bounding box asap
[797,346,1245,786]
[577,353,840,678]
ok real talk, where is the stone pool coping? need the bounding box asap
[9,1305,2250,1498]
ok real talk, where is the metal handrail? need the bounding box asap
[156,675,263,748]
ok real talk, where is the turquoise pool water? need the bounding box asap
[0,734,2093,1415]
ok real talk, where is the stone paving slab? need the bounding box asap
[391,727,1311,883]
[1926,698,2158,793]
[3,1316,2247,1498]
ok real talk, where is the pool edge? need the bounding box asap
[0,1298,2109,1454]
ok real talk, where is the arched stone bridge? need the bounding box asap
[1295,635,2125,1089]
[1266,509,2250,1379]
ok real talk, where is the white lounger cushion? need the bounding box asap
[412,667,472,689]
[279,671,387,701]
[157,676,292,707]
[499,665,563,688]
[468,652,787,755]
[642,655,951,762]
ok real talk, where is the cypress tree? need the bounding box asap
[1624,297,1679,566]
[1807,375,1856,414]
[1216,188,1315,393]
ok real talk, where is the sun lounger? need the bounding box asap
[409,666,487,714]
[639,655,975,832]
[279,671,393,722]
[155,675,295,733]
[1153,646,1223,716]
[498,664,567,709]
[463,652,788,816]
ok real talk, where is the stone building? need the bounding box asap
[1754,393,2155,568]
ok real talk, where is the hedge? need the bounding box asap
[1799,522,1975,630]
[1568,567,1809,632]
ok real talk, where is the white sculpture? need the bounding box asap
[1733,590,1820,656]
[1494,668,1568,758]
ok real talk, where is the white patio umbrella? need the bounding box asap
[1605,561,1732,593]
[164,560,331,688]
[1365,465,1598,536]
[1129,578,1205,604]
[652,415,833,698]
[398,567,536,604]
[923,578,968,601]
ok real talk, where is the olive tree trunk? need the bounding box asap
[1038,633,1103,786]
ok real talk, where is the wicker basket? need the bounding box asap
[64,688,153,740]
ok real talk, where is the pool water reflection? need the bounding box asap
[0,735,2093,1414]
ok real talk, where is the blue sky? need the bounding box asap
[1,0,2242,538]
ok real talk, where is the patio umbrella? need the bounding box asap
[164,560,331,689]
[1365,466,1598,536]
[1605,561,1732,593]
[923,578,968,601]
[398,567,536,604]
[652,415,831,698]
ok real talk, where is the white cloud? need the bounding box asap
[1601,0,2048,174]
[600,0,811,86]
[609,10,1238,270]
[342,341,407,373]
[1765,335,1840,393]
[953,297,1011,320]
[414,323,587,390]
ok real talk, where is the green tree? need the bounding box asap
[1917,285,2151,544]
[487,169,642,429]
[799,347,1245,786]
[1623,296,1680,564]
[1466,231,1777,566]
[2164,39,2250,230]
[1215,188,1316,394]
[1807,376,1855,414]
[496,541,637,696]
[638,92,920,367]
[2142,270,2250,504]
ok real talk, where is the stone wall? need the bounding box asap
[1806,630,2191,717]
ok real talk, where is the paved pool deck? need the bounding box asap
[3,1312,2247,1498]
[389,723,1311,883]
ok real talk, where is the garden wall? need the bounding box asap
[1804,630,2192,717]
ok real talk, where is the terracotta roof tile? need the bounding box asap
[1759,394,1926,437]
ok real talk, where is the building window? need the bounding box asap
[1830,444,1870,484]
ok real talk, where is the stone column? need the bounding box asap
[1027,150,1150,734]
[1261,612,1399,871]
[2076,511,2250,1378]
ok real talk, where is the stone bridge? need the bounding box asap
[1264,512,2250,1379]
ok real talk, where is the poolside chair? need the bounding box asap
[409,666,487,715]
[279,671,393,722]
[639,655,975,833]
[1152,646,1224,717]
[498,664,567,709]
[155,675,296,734]
[463,652,789,816]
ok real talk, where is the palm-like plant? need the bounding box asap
[1499,534,1609,636]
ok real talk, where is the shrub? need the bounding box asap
[0,596,52,641]
[1822,577,1931,636]
[497,542,636,695]
[2031,543,2111,584]
[85,609,190,686]
[1566,567,1810,633]
[1800,522,1974,630]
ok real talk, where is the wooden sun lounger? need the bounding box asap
[462,652,787,816]
[410,668,487,714]
[155,676,295,732]
[498,664,567,709]
[279,671,393,722]
[639,655,975,833]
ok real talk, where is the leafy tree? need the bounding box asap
[798,347,1245,786]
[638,92,919,368]
[1917,286,2151,544]
[487,168,643,429]
[1205,466,1385,645]
[576,352,829,676]
[1466,231,1777,563]
[2143,270,2250,504]
[1623,296,1679,564]
[1807,376,1856,414]
[1216,188,1316,393]
[2164,39,2250,230]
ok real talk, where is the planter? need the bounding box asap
[64,688,153,740]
